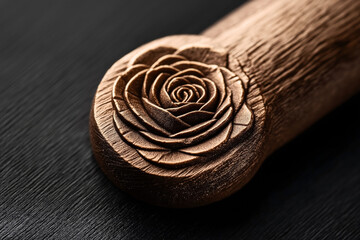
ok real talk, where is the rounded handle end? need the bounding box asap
[90,35,267,207]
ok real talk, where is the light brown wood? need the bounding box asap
[90,0,360,207]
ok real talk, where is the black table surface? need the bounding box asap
[1,0,359,239]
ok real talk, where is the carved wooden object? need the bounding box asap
[90,0,360,207]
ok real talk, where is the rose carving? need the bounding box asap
[112,45,253,168]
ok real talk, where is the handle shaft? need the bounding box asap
[205,0,360,153]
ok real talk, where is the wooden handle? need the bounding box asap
[90,0,360,208]
[205,0,360,154]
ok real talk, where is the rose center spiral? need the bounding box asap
[165,77,207,105]
[170,84,202,103]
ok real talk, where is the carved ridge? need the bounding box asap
[112,45,253,168]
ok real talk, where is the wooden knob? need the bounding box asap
[90,0,360,207]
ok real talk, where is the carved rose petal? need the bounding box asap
[230,103,253,139]
[166,102,203,115]
[113,64,148,99]
[113,113,166,151]
[165,77,190,93]
[142,97,190,133]
[174,46,228,67]
[180,124,232,155]
[170,68,204,79]
[172,84,200,102]
[171,61,215,74]
[130,46,176,66]
[178,110,214,125]
[230,125,248,140]
[213,89,232,119]
[137,150,200,167]
[139,106,233,148]
[173,86,190,102]
[183,84,201,99]
[181,76,208,102]
[113,99,147,132]
[221,67,244,112]
[152,54,187,68]
[157,151,200,167]
[121,69,173,135]
[149,73,170,105]
[124,75,171,136]
[199,78,218,111]
[139,131,192,149]
[168,83,207,104]
[173,89,187,102]
[194,84,207,103]
[159,85,175,108]
[125,69,147,97]
[170,119,216,138]
[142,65,178,98]
[180,75,207,88]
[233,102,252,126]
[204,66,226,105]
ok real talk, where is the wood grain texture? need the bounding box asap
[208,0,360,153]
[90,0,360,207]
[1,0,360,238]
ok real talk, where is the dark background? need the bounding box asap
[1,0,359,239]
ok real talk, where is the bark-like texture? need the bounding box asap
[208,0,360,152]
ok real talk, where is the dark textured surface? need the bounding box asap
[1,0,359,239]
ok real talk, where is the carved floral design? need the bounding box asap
[112,45,253,167]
